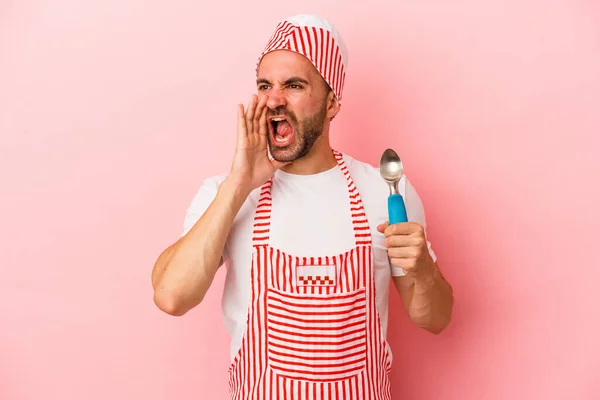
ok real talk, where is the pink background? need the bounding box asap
[1,1,599,399]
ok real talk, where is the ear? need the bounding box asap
[326,89,341,121]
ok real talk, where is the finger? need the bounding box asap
[385,235,425,249]
[258,98,269,136]
[389,257,417,271]
[245,95,258,134]
[377,222,389,233]
[271,159,292,170]
[254,96,268,134]
[388,246,420,259]
[236,104,247,145]
[384,222,423,237]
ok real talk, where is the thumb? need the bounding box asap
[271,159,291,170]
[377,221,389,233]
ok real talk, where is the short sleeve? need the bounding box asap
[390,177,437,277]
[180,175,229,261]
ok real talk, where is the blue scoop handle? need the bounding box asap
[388,193,408,224]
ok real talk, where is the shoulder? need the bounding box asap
[180,173,228,236]
[340,152,394,198]
[198,173,229,190]
[185,173,228,210]
[340,152,428,227]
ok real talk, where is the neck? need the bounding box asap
[279,135,337,175]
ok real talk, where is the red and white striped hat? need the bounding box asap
[257,14,349,102]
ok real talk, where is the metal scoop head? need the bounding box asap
[379,148,404,195]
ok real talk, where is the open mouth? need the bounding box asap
[269,116,295,147]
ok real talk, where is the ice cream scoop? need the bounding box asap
[379,148,408,224]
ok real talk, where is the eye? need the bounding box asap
[258,85,270,91]
[289,84,303,90]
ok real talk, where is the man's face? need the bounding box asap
[256,50,337,162]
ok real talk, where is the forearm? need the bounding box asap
[152,178,250,315]
[405,262,454,334]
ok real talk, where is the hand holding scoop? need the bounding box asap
[379,148,408,224]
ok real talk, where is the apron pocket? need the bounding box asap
[265,286,367,383]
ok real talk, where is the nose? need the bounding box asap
[266,89,286,110]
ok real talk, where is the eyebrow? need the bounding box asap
[256,76,310,86]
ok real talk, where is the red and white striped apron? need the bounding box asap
[228,151,393,399]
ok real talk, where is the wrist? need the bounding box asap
[219,176,253,204]
[411,260,438,291]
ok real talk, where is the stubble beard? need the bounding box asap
[267,102,328,163]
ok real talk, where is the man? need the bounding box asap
[152,14,453,399]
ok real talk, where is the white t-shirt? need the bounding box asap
[181,152,436,362]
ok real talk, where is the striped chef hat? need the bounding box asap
[257,14,349,102]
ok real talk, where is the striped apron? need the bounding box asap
[228,151,392,399]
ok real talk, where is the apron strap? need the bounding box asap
[252,150,372,247]
[334,150,372,247]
